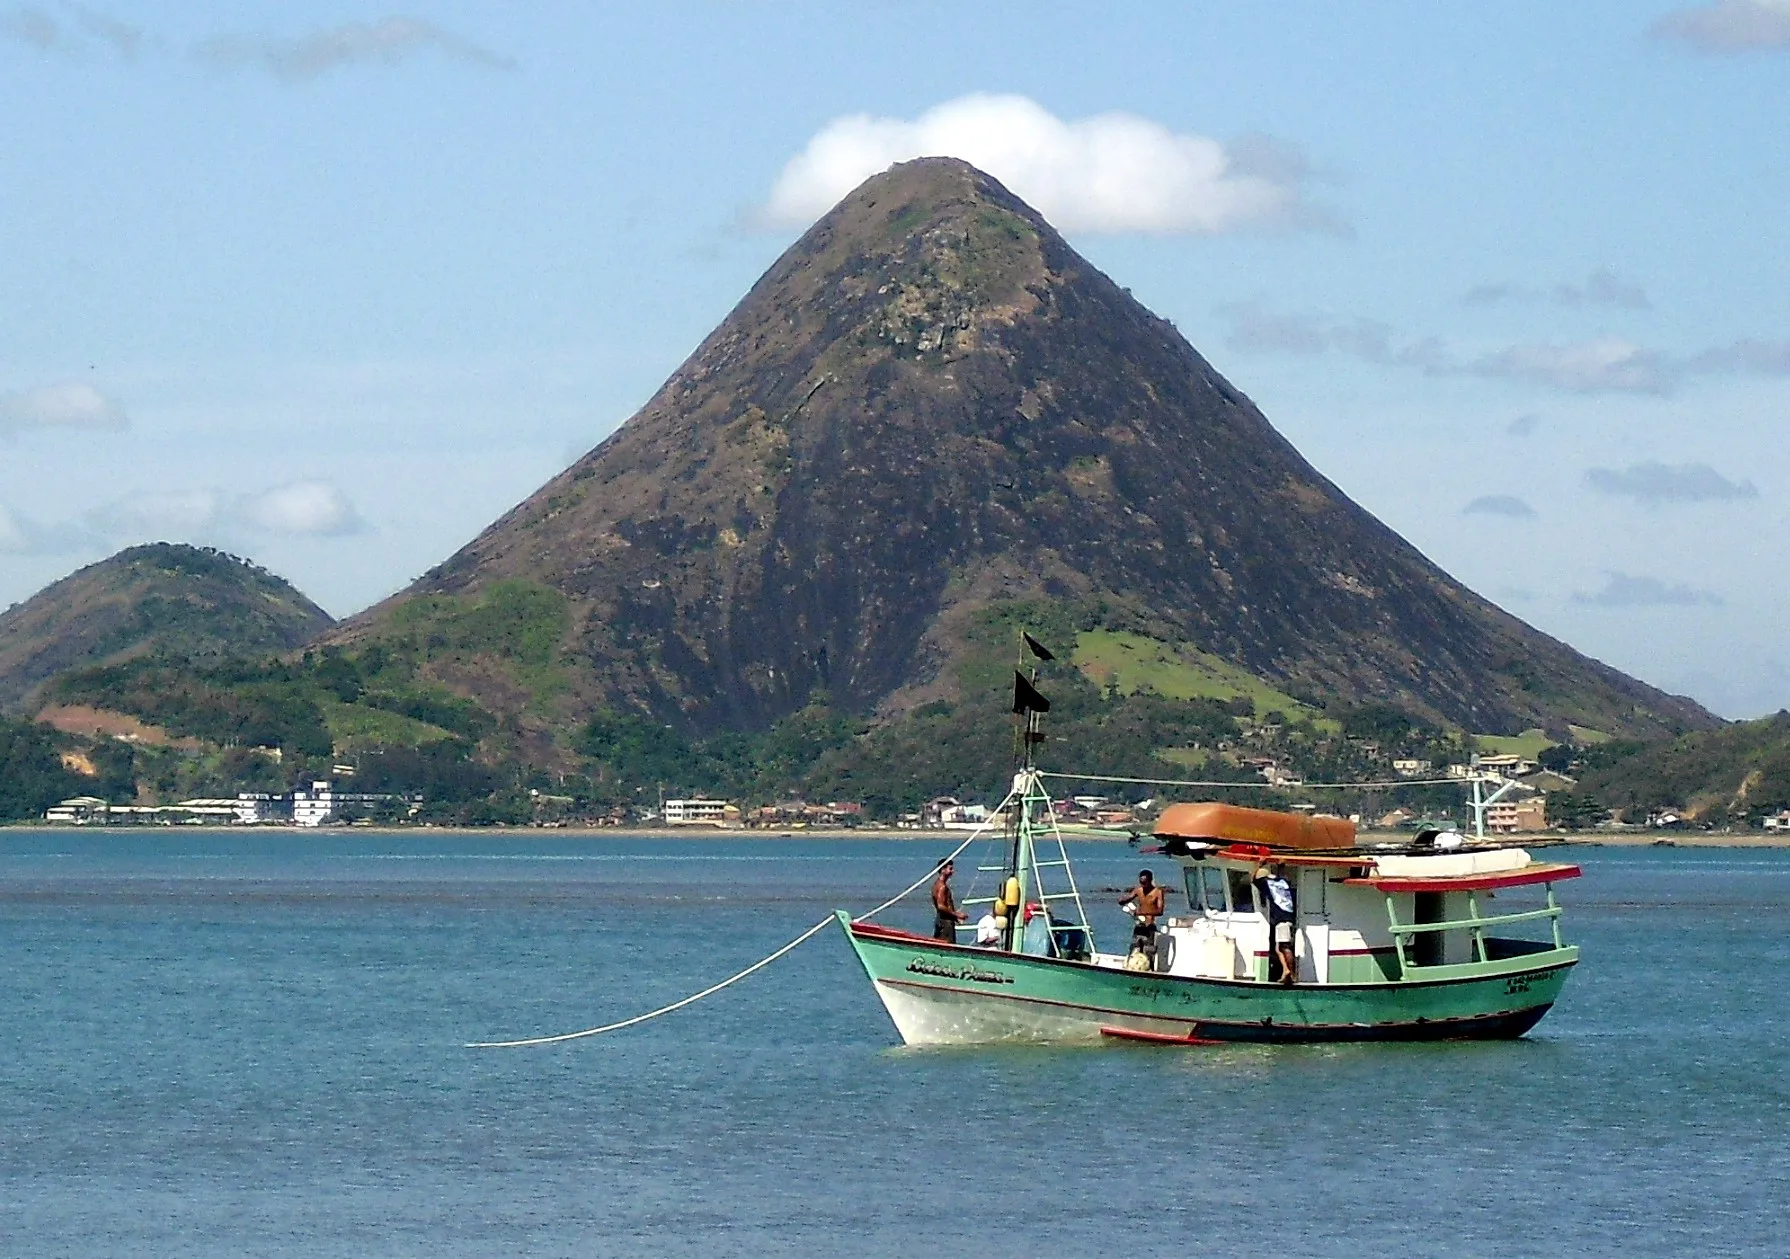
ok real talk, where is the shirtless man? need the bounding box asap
[1120,869,1166,960]
[931,858,967,943]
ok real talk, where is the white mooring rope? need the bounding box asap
[464,823,996,1048]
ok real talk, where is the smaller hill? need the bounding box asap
[0,543,335,713]
[1576,711,1790,823]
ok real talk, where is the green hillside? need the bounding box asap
[0,543,334,713]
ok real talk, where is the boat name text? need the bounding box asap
[907,957,1014,985]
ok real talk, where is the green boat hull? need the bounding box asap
[838,914,1578,1045]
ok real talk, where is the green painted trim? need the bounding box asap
[840,917,1577,1041]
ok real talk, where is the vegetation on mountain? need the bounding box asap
[1574,712,1790,823]
[0,543,333,713]
[0,714,83,821]
[328,156,1712,752]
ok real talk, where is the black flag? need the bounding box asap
[1022,632,1055,662]
[1013,671,1051,714]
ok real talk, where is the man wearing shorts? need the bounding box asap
[1255,864,1297,985]
[931,858,966,943]
[1119,869,1166,962]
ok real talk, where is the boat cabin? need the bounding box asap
[1139,803,1579,985]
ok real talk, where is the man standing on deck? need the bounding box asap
[932,859,966,943]
[1120,869,1166,962]
[1255,863,1298,985]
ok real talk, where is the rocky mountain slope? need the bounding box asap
[333,157,1715,743]
[0,543,334,713]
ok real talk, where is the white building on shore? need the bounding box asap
[663,799,740,826]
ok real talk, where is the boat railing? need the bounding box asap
[1385,884,1566,975]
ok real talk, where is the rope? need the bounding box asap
[464,822,997,1049]
[464,916,836,1048]
[1035,771,1469,790]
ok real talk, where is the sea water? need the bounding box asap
[1,830,1785,1258]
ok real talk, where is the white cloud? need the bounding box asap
[1472,336,1670,393]
[0,382,129,435]
[85,489,223,538]
[1572,573,1725,607]
[83,480,367,542]
[196,17,514,80]
[1652,1,1790,51]
[0,501,93,555]
[760,93,1324,235]
[1584,461,1760,504]
[234,481,366,535]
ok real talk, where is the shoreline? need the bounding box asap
[5,821,1789,848]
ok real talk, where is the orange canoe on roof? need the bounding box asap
[1153,802,1357,850]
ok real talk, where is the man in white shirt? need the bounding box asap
[1254,864,1297,985]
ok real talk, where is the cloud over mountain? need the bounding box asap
[0,503,91,556]
[761,94,1324,235]
[1584,461,1759,504]
[84,481,368,542]
[234,482,366,536]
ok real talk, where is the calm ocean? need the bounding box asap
[1,830,1785,1257]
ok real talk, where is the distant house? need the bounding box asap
[290,781,403,827]
[1487,798,1547,834]
[1476,754,1538,780]
[44,796,110,824]
[47,796,263,825]
[1392,759,1432,778]
[1763,811,1790,832]
[663,799,740,826]
[753,800,862,827]
[922,797,992,828]
[235,793,287,825]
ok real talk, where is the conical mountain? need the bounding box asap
[339,158,1713,740]
[0,542,335,713]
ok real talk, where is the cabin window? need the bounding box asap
[1200,865,1227,913]
[1227,868,1257,916]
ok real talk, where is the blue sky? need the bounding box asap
[3,1,1788,718]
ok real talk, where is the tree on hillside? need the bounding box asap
[0,717,81,821]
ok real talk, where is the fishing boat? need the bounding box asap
[836,665,1581,1046]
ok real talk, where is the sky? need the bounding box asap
[3,2,1788,719]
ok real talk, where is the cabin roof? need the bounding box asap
[1344,862,1582,893]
